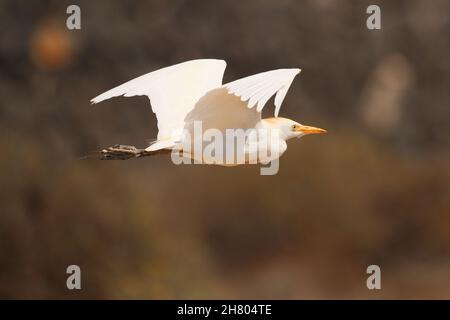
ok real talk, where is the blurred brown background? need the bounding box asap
[1,0,450,299]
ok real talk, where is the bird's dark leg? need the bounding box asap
[99,144,171,160]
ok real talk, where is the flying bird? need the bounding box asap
[91,59,326,165]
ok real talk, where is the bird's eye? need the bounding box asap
[292,125,297,130]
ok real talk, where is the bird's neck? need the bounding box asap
[258,118,290,141]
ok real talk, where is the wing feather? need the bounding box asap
[91,59,226,143]
[183,68,301,135]
[223,68,300,117]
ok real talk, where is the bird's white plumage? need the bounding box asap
[91,59,226,143]
[224,68,300,116]
[181,68,301,141]
[184,87,261,134]
[91,59,301,152]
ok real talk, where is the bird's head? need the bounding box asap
[262,117,327,140]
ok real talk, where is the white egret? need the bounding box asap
[91,59,326,166]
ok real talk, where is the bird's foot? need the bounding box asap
[101,144,145,160]
[112,144,138,151]
[93,144,170,160]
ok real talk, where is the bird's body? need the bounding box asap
[91,59,326,167]
[179,117,289,166]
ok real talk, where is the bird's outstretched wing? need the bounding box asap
[184,68,301,133]
[224,68,301,117]
[91,59,227,146]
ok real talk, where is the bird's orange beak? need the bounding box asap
[296,125,327,135]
